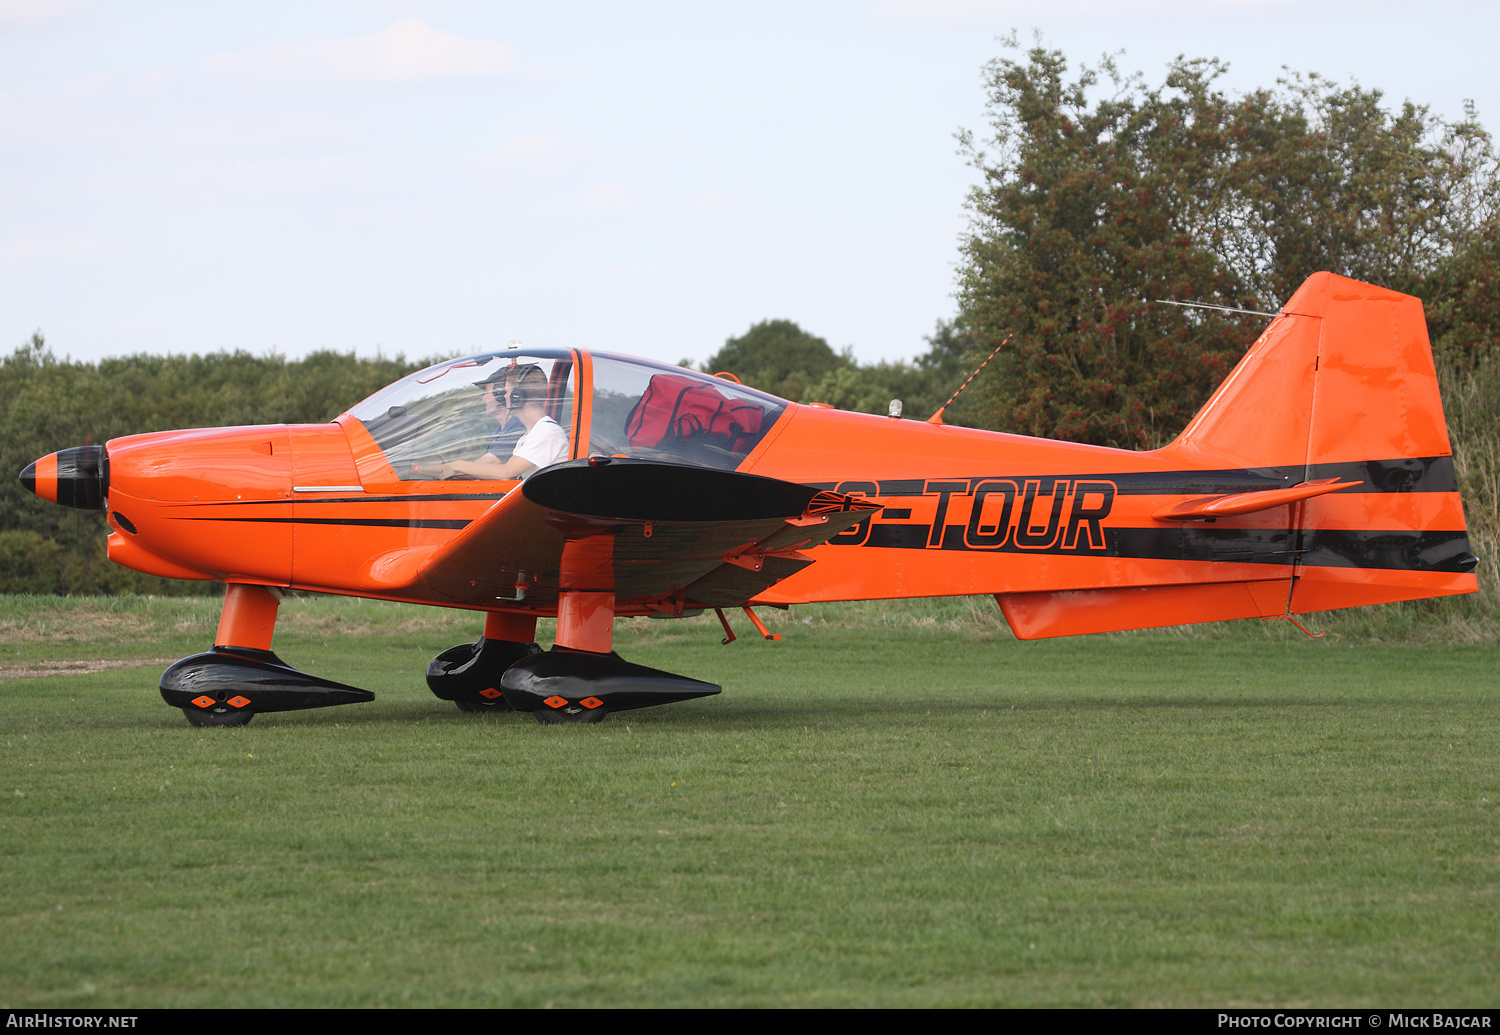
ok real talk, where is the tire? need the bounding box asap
[532,703,608,724]
[182,705,254,727]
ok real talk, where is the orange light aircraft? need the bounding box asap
[20,273,1478,725]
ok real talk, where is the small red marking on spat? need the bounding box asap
[580,697,603,709]
[191,696,215,709]
[544,695,568,709]
[480,687,503,699]
[227,696,251,709]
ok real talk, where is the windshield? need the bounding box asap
[347,351,575,479]
[589,354,786,470]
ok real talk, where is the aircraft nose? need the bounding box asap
[19,446,108,510]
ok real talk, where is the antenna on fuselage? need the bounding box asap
[1153,299,1280,319]
[926,334,1012,426]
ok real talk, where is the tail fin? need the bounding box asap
[1160,271,1475,614]
[1162,272,1452,470]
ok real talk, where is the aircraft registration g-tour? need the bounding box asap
[19,273,1479,725]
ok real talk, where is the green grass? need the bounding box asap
[1,595,1496,1007]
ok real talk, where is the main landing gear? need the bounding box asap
[426,598,720,724]
[499,647,719,723]
[425,611,541,713]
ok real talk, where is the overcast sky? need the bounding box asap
[3,0,1496,370]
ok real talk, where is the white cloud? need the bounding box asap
[871,0,1019,25]
[869,0,1386,27]
[202,18,523,83]
[0,92,24,134]
[683,189,745,215]
[165,109,354,153]
[0,0,88,25]
[476,134,591,183]
[58,66,180,98]
[208,153,369,193]
[58,70,120,97]
[598,261,666,284]
[783,267,908,298]
[565,180,641,219]
[0,232,101,264]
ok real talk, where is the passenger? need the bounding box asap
[487,413,526,462]
[426,364,568,480]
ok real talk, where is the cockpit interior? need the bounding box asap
[345,349,787,484]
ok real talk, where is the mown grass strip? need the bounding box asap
[0,595,1495,1006]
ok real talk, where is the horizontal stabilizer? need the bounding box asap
[1152,477,1361,521]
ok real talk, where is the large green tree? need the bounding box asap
[702,319,845,402]
[958,44,1500,447]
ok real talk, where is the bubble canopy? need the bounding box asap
[345,350,788,479]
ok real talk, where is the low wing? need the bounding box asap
[406,458,878,613]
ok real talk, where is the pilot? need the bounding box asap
[429,363,569,481]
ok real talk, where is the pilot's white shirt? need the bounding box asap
[513,415,569,477]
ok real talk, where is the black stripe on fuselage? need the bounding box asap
[807,455,1459,497]
[197,517,473,530]
[863,523,1476,573]
[226,492,508,505]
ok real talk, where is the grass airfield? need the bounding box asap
[0,594,1495,1007]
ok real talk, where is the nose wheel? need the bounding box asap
[161,646,373,726]
[181,698,255,727]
